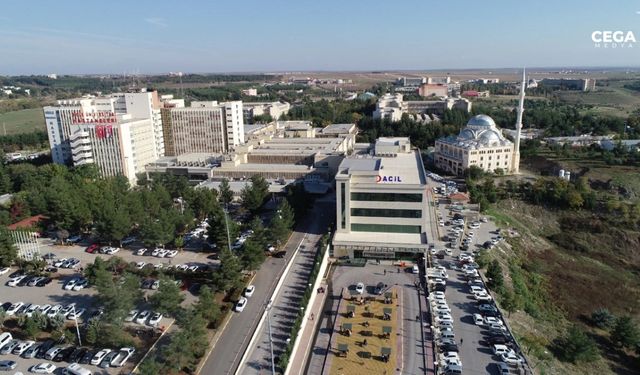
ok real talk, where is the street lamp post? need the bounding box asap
[266,300,276,374]
[70,305,82,346]
[223,204,232,251]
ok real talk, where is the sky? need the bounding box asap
[1,0,640,75]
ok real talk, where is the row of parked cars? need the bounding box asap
[6,274,52,288]
[0,331,135,370]
[2,301,90,321]
[429,286,462,375]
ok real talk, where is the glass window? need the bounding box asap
[351,192,422,202]
[351,223,421,234]
[351,208,422,218]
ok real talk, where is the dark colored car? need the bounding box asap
[374,282,385,295]
[85,244,99,253]
[486,335,510,345]
[0,360,17,371]
[440,343,459,352]
[35,340,55,359]
[53,346,75,362]
[18,275,35,286]
[0,302,11,312]
[68,347,87,363]
[36,277,52,287]
[79,349,97,364]
[8,270,24,278]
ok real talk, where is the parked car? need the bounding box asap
[85,244,99,253]
[13,340,35,355]
[501,351,524,365]
[148,312,163,327]
[492,344,512,356]
[29,362,57,374]
[6,275,27,287]
[110,347,135,367]
[6,302,24,316]
[0,340,19,355]
[91,348,112,365]
[355,282,365,294]
[36,277,52,287]
[53,346,75,362]
[125,310,139,322]
[234,297,248,312]
[100,350,119,368]
[67,308,85,320]
[0,360,16,371]
[35,340,54,359]
[72,279,89,291]
[473,313,484,325]
[135,310,151,325]
[244,285,255,298]
[44,346,63,361]
[21,343,41,359]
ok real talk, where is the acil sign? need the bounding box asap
[376,175,402,183]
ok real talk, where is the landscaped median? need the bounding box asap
[277,234,330,371]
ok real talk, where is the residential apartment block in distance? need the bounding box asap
[161,101,245,156]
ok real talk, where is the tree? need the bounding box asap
[48,314,65,332]
[56,229,70,245]
[138,358,163,375]
[590,308,616,329]
[554,325,599,363]
[149,276,185,316]
[94,204,131,244]
[240,175,269,213]
[486,260,504,291]
[22,314,41,339]
[190,187,218,220]
[241,239,266,271]
[500,289,521,318]
[214,248,242,292]
[94,269,142,325]
[219,178,234,205]
[194,285,221,326]
[0,228,18,267]
[174,236,184,250]
[610,316,640,349]
[207,207,239,250]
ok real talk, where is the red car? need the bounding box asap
[85,244,99,253]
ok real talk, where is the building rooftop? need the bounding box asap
[337,148,426,186]
[319,123,356,135]
[333,231,427,247]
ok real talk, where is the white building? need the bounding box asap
[373,93,472,122]
[68,114,157,184]
[161,101,244,156]
[243,101,290,123]
[434,115,515,175]
[44,90,165,165]
[332,137,429,259]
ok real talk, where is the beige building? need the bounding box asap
[418,83,448,97]
[333,137,429,259]
[434,115,515,175]
[161,101,244,156]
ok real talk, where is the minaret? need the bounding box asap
[512,68,525,174]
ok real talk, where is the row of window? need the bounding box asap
[351,223,422,234]
[351,208,422,218]
[351,192,423,202]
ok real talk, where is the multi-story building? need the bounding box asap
[161,101,244,156]
[68,114,156,184]
[44,89,164,165]
[243,101,290,123]
[418,83,449,97]
[373,93,472,121]
[395,76,426,87]
[332,137,429,259]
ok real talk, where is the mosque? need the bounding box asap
[434,70,526,176]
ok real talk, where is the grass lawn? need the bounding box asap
[331,288,398,375]
[0,108,45,135]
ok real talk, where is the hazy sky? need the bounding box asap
[1,0,639,75]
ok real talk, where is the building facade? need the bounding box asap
[44,90,164,165]
[332,138,429,259]
[434,115,515,175]
[161,101,244,156]
[418,83,449,97]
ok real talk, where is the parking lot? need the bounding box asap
[426,174,527,375]
[0,239,216,374]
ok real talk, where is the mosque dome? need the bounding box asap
[459,128,476,140]
[467,114,496,128]
[478,129,501,145]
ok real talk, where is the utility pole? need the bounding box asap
[267,300,275,374]
[71,305,82,346]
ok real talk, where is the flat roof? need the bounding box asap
[337,150,426,185]
[320,123,355,134]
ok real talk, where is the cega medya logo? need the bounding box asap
[591,30,636,48]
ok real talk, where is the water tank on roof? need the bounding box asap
[559,169,565,178]
[565,171,571,181]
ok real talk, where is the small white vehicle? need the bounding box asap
[355,282,365,294]
[234,297,248,312]
[244,285,255,298]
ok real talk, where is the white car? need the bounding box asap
[29,362,56,374]
[91,349,112,365]
[430,291,446,300]
[72,279,88,291]
[13,340,35,355]
[46,305,63,318]
[493,344,511,356]
[433,305,451,314]
[125,310,139,322]
[135,248,147,256]
[148,312,163,326]
[485,316,503,326]
[165,250,178,258]
[439,351,461,366]
[355,282,365,294]
[470,285,486,295]
[0,267,10,275]
[244,285,255,298]
[25,304,40,317]
[473,313,484,325]
[431,299,448,307]
[135,310,151,324]
[63,278,79,290]
[107,247,120,255]
[135,261,146,269]
[154,263,164,270]
[187,265,199,272]
[501,351,524,365]
[110,347,135,367]
[155,249,167,258]
[67,308,85,320]
[6,302,24,316]
[38,304,52,315]
[6,275,26,287]
[480,217,488,223]
[234,297,248,312]
[436,314,453,324]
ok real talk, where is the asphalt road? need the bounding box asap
[200,202,332,375]
[427,176,510,374]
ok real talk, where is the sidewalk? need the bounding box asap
[286,282,329,375]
